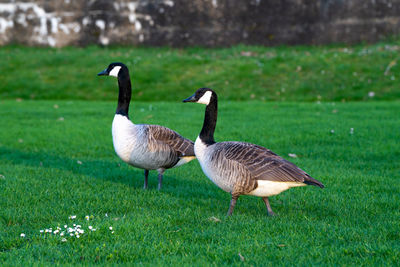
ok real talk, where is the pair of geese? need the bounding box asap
[98,62,324,216]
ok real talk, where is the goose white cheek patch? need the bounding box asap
[197,91,212,105]
[109,66,122,77]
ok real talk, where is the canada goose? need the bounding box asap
[183,88,324,216]
[98,62,195,190]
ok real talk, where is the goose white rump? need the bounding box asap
[248,180,306,197]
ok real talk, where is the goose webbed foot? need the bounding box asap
[227,195,239,216]
[143,170,149,190]
[262,197,276,216]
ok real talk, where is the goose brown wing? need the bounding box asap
[147,125,195,157]
[221,141,314,183]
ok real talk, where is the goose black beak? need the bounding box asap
[97,69,108,76]
[182,94,196,103]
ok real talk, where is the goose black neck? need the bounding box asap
[116,69,131,117]
[200,95,217,145]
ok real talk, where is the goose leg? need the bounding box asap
[143,170,149,189]
[157,169,165,190]
[227,195,239,216]
[262,197,276,216]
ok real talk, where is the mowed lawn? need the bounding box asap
[0,99,399,265]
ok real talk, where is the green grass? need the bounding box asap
[1,42,399,264]
[1,100,399,265]
[1,42,400,102]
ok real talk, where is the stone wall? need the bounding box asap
[0,0,399,47]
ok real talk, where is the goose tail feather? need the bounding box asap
[304,177,325,188]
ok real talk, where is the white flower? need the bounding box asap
[88,226,93,230]
[109,227,113,230]
[61,238,67,242]
[368,91,375,97]
[288,153,297,158]
[85,215,90,221]
[40,230,44,233]
[330,129,335,134]
[64,225,67,228]
[69,215,76,220]
[111,231,114,234]
[54,230,59,234]
[105,213,108,217]
[60,232,64,236]
[208,216,221,222]
[350,128,354,134]
[76,235,80,238]
[70,233,74,236]
[20,233,25,238]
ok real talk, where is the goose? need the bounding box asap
[98,62,195,190]
[183,88,324,216]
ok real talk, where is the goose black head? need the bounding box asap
[97,62,128,78]
[183,88,216,105]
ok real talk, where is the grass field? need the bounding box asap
[1,99,399,265]
[1,42,400,102]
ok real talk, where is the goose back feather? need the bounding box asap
[196,140,323,196]
[112,114,195,171]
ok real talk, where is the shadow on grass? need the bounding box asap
[0,146,331,218]
[0,146,208,197]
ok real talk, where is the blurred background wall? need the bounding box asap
[1,0,399,47]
